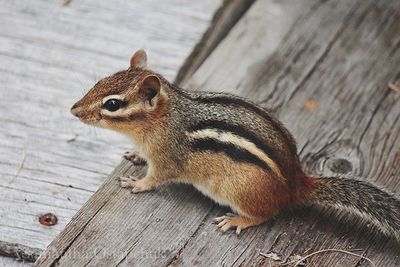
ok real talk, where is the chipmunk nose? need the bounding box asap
[70,103,80,117]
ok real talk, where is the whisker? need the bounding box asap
[93,126,101,140]
[71,71,88,96]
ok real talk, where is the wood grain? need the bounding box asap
[35,0,400,266]
[174,0,255,85]
[0,256,31,267]
[0,0,221,260]
[183,0,400,266]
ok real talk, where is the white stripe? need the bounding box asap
[187,129,282,177]
[101,94,144,118]
[102,94,124,104]
[100,104,142,118]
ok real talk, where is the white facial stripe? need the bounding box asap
[102,94,124,104]
[101,94,131,118]
[101,103,143,118]
[101,108,126,117]
[187,129,282,177]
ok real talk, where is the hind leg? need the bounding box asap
[213,213,268,235]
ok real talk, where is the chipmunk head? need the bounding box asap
[71,50,169,136]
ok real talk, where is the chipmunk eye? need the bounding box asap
[103,99,122,112]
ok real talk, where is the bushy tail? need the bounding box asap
[306,175,400,241]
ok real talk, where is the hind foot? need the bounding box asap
[213,213,265,235]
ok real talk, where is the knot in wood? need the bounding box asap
[326,158,353,174]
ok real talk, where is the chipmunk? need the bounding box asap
[71,50,400,239]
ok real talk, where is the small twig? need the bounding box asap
[279,258,300,266]
[388,82,400,94]
[293,248,375,267]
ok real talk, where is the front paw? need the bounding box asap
[119,176,151,193]
[119,176,137,188]
[123,151,146,165]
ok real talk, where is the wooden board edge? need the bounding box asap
[32,161,136,266]
[174,0,255,85]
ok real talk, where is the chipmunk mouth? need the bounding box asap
[80,119,103,128]
[70,105,103,126]
[77,114,102,126]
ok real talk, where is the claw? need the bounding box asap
[119,176,139,188]
[119,176,131,188]
[212,216,226,223]
[131,187,141,194]
[128,175,139,181]
[236,227,242,235]
[217,218,228,228]
[118,175,153,194]
[220,223,231,232]
[213,213,262,235]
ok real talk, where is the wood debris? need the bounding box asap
[388,82,400,94]
[305,99,318,112]
[259,251,282,261]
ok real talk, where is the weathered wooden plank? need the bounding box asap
[174,0,255,85]
[0,0,221,260]
[35,0,400,266]
[33,161,214,266]
[180,0,400,266]
[0,256,31,267]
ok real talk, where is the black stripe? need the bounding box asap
[202,97,289,143]
[187,94,277,126]
[102,112,147,122]
[190,137,270,171]
[178,91,295,153]
[190,120,281,169]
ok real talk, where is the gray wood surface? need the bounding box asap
[0,0,221,260]
[0,256,31,267]
[36,0,400,266]
[174,0,255,85]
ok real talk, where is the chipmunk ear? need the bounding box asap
[130,49,147,68]
[139,75,161,107]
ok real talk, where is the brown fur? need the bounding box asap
[71,50,400,239]
[182,152,290,218]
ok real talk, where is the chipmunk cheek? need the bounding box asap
[98,120,108,128]
[91,112,100,120]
